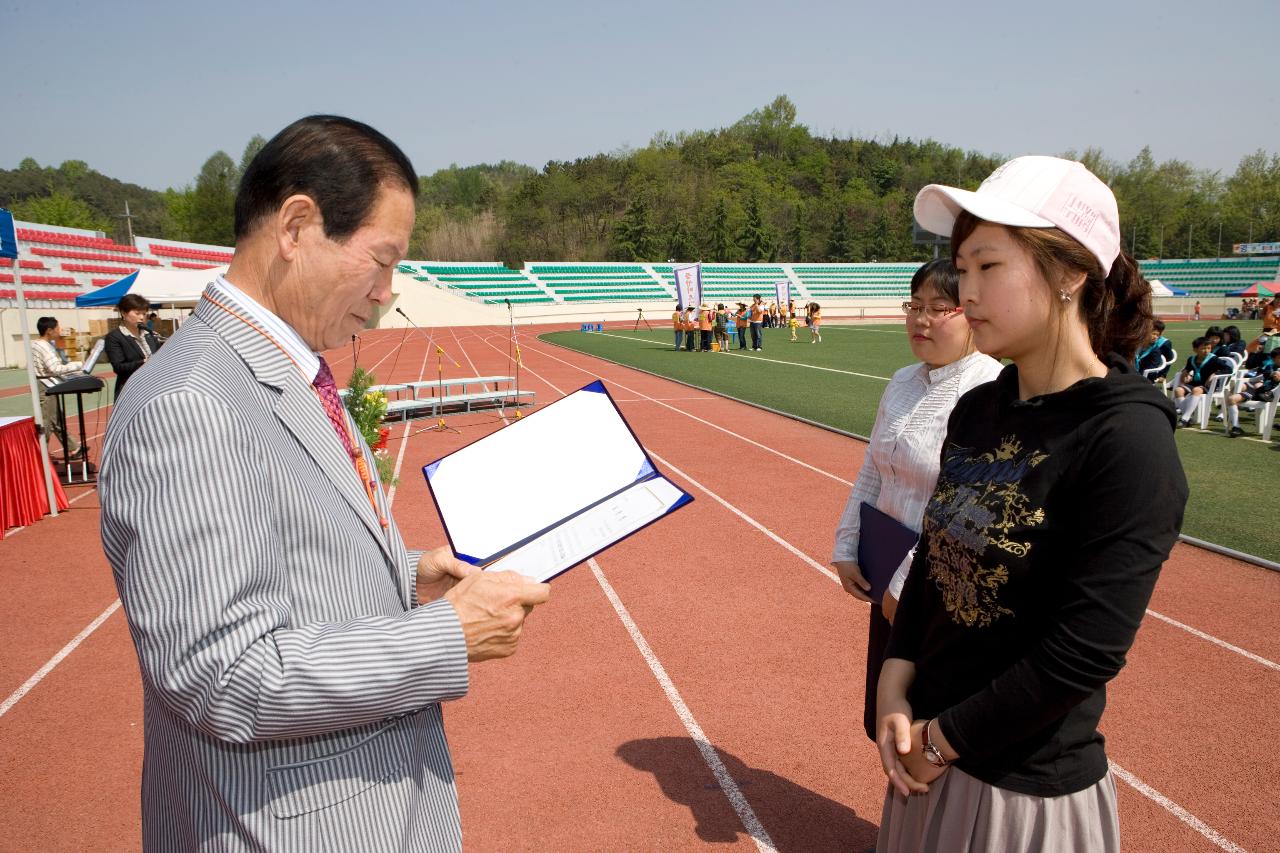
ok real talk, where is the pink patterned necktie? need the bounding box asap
[312,356,359,465]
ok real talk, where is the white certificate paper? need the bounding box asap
[423,381,691,581]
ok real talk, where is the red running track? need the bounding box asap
[0,322,1276,852]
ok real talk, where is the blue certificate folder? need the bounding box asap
[857,502,919,603]
[422,380,692,582]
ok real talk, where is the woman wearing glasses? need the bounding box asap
[832,259,1000,742]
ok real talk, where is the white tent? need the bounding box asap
[76,265,228,308]
[1149,279,1189,297]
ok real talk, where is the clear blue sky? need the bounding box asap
[6,0,1276,190]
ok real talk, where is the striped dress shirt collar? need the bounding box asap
[212,275,320,383]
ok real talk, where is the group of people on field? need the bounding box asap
[1156,319,1280,434]
[671,294,823,352]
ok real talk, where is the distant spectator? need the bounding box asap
[749,295,765,351]
[697,303,713,351]
[735,303,749,350]
[1136,319,1174,380]
[1193,299,1201,320]
[671,305,684,351]
[711,303,732,350]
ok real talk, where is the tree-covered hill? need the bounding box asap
[3,97,1277,264]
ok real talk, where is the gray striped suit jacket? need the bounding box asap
[100,285,470,852]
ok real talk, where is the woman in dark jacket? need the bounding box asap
[105,293,163,400]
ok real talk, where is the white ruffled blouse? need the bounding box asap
[832,351,1003,600]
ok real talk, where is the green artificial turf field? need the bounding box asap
[544,318,1278,563]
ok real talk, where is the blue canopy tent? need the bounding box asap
[75,271,137,307]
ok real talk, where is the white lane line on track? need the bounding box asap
[1108,761,1246,852]
[498,334,1245,850]
[385,338,435,510]
[590,558,778,853]
[1144,608,1279,672]
[520,334,1280,674]
[451,336,776,849]
[648,450,841,585]
[488,335,854,488]
[0,599,121,720]
[590,330,893,382]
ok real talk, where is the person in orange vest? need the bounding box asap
[697,303,713,351]
[735,303,749,350]
[749,294,765,350]
[671,305,684,351]
[810,302,823,343]
[683,307,697,351]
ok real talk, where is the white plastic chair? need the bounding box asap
[1161,348,1179,398]
[1141,354,1169,383]
[1193,370,1235,430]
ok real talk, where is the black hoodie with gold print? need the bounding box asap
[887,354,1188,797]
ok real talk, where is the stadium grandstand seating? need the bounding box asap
[61,263,137,275]
[527,263,671,302]
[1137,257,1280,297]
[2,218,1275,313]
[409,263,555,304]
[0,223,241,305]
[31,247,161,265]
[17,228,139,253]
[148,244,235,263]
[792,263,920,299]
[0,274,77,285]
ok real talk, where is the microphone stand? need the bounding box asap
[395,307,460,434]
[504,298,523,420]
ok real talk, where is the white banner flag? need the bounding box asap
[774,279,790,311]
[672,263,702,310]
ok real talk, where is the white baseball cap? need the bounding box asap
[914,155,1121,275]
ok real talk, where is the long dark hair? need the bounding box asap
[952,210,1152,359]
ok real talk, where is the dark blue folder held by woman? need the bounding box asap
[857,502,919,602]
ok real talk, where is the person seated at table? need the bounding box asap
[32,316,84,458]
[105,293,164,400]
[1136,319,1174,379]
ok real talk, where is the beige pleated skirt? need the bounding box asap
[875,766,1119,853]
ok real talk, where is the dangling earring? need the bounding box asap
[1058,289,1072,304]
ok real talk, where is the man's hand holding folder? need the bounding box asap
[417,545,550,661]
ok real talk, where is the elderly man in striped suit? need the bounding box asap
[100,116,550,852]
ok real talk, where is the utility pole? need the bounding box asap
[1187,223,1192,259]
[117,199,136,247]
[1217,220,1223,258]
[1158,224,1164,259]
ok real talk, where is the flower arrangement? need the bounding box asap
[344,366,397,485]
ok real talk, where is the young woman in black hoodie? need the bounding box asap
[874,157,1189,852]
